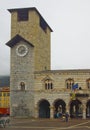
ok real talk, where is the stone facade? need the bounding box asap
[34,70,90,118]
[6,7,90,119]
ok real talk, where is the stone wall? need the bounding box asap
[10,40,35,117]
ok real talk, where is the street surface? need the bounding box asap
[0,117,90,130]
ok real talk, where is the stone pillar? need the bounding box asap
[50,106,54,119]
[66,103,70,114]
[34,106,39,118]
[82,105,86,119]
[82,100,86,119]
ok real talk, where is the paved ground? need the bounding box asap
[0,117,90,130]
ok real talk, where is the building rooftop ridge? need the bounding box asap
[34,69,90,74]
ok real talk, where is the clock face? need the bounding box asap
[16,45,28,56]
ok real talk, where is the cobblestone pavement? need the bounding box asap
[0,118,90,130]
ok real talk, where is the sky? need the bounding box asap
[1,0,90,75]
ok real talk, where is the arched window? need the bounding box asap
[20,82,25,91]
[66,78,74,89]
[44,79,53,90]
[86,78,90,89]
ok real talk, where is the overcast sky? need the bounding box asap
[1,0,90,75]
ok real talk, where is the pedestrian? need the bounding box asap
[62,114,65,121]
[65,112,69,122]
[57,112,60,118]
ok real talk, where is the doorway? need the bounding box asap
[39,99,50,118]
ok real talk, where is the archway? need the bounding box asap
[53,99,66,118]
[70,99,82,118]
[86,100,90,118]
[39,99,50,118]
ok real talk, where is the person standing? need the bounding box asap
[65,112,69,122]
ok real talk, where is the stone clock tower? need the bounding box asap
[6,7,52,117]
[8,7,52,71]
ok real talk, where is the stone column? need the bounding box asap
[50,106,54,119]
[34,106,39,118]
[66,103,70,114]
[82,105,86,119]
[82,100,86,119]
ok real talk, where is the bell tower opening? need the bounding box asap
[17,9,29,21]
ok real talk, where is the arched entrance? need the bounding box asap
[86,100,90,118]
[53,99,66,118]
[70,99,82,118]
[39,99,50,118]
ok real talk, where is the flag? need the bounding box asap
[72,83,78,90]
[70,92,76,100]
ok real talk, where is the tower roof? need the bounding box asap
[8,7,53,32]
[6,34,34,48]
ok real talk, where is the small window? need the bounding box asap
[18,10,28,21]
[44,79,53,90]
[3,93,6,97]
[66,78,74,89]
[20,82,25,91]
[0,93,2,96]
[40,16,47,33]
[7,92,10,96]
[86,78,90,89]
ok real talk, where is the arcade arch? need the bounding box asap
[36,98,90,119]
[38,99,50,118]
[53,99,66,118]
[70,99,83,118]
